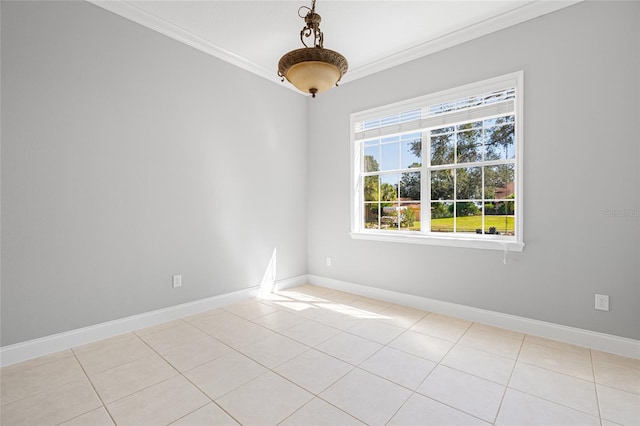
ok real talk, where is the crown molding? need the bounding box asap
[342,0,582,83]
[87,0,582,93]
[86,1,285,84]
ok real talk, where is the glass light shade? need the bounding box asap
[285,61,341,95]
[278,47,348,97]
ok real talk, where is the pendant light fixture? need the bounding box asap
[278,0,348,98]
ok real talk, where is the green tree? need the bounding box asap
[363,155,380,203]
[431,169,454,201]
[429,131,454,165]
[432,202,452,219]
[486,116,515,160]
[456,123,482,163]
[364,154,380,172]
[455,202,480,216]
[380,183,397,202]
[402,207,417,228]
[399,168,421,200]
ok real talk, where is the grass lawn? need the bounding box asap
[429,215,514,233]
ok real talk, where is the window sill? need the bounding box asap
[350,231,525,252]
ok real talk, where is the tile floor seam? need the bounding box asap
[236,341,312,371]
[504,377,604,419]
[2,350,75,372]
[121,331,183,376]
[85,333,184,410]
[68,350,116,426]
[175,360,247,425]
[164,400,225,426]
[0,361,85,410]
[313,393,370,425]
[132,319,187,338]
[588,349,606,426]
[507,339,603,422]
[274,319,343,348]
[178,336,282,402]
[246,309,309,329]
[357,350,435,394]
[514,358,597,383]
[381,389,414,426]
[271,390,363,425]
[215,370,315,425]
[383,392,413,426]
[1,377,100,425]
[409,335,511,425]
[505,386,603,423]
[268,349,355,396]
[492,335,526,425]
[410,391,496,425]
[453,338,522,360]
[524,335,592,356]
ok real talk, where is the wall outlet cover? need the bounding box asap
[595,294,609,311]
[172,275,182,288]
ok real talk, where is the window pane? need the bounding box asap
[364,145,380,172]
[380,174,399,201]
[456,167,482,200]
[430,132,454,166]
[485,115,515,160]
[364,203,380,229]
[484,165,515,199]
[484,201,514,235]
[401,133,422,168]
[456,123,483,164]
[400,171,420,201]
[381,140,400,171]
[431,202,453,232]
[381,203,399,230]
[455,202,481,233]
[431,169,454,200]
[400,202,421,231]
[364,175,379,202]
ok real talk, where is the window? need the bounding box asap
[351,72,524,251]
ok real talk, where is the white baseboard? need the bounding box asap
[3,273,637,366]
[0,285,261,367]
[273,274,309,292]
[307,274,640,360]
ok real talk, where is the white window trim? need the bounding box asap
[350,71,524,252]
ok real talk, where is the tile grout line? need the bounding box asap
[179,302,353,425]
[377,321,440,426]
[404,316,506,423]
[590,349,605,426]
[138,323,249,425]
[104,332,194,421]
[223,292,409,425]
[491,330,526,425]
[500,335,605,422]
[67,349,118,426]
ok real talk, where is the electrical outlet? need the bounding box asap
[595,294,609,311]
[172,275,182,288]
[326,257,332,267]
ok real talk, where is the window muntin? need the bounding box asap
[351,72,523,251]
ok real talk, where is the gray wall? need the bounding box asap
[1,1,308,346]
[307,1,640,340]
[2,1,638,348]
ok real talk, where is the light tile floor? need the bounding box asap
[1,284,639,425]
